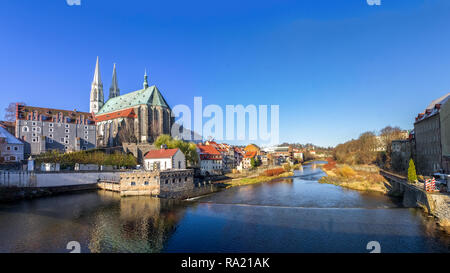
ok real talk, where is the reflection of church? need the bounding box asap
[88,191,185,253]
[89,57,173,147]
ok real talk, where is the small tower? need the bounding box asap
[143,69,149,89]
[109,63,120,99]
[90,56,104,114]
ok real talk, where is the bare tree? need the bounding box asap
[4,102,25,122]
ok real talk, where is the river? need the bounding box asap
[0,162,448,253]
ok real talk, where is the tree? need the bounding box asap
[250,157,257,169]
[154,134,199,165]
[4,102,25,122]
[408,159,418,183]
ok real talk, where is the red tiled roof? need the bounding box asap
[94,108,137,122]
[197,144,221,155]
[16,104,94,124]
[197,144,222,160]
[144,148,179,159]
[244,151,257,159]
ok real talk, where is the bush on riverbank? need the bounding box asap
[319,164,388,194]
[263,168,285,177]
[35,150,137,169]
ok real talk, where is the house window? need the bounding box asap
[7,146,11,150]
[65,129,70,133]
[49,123,53,127]
[14,146,18,151]
[84,126,88,130]
[32,122,36,126]
[131,182,136,186]
[22,126,28,132]
[60,138,64,142]
[82,146,87,150]
[48,138,53,143]
[49,134,53,138]
[32,133,37,137]
[65,124,70,128]
[84,135,88,140]
[65,140,69,144]
[10,156,15,161]
[178,161,181,169]
[32,138,38,143]
[84,131,88,135]
[144,181,149,185]
[165,180,168,184]
[49,128,54,132]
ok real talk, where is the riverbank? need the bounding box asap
[319,163,389,194]
[222,170,294,187]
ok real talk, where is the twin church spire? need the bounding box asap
[89,57,150,114]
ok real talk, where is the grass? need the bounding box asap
[319,164,388,194]
[224,170,294,188]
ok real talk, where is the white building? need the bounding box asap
[197,144,223,176]
[144,148,186,171]
[0,126,24,163]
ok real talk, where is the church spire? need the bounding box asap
[109,63,120,99]
[90,56,104,114]
[143,69,149,89]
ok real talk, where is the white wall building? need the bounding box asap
[144,148,186,171]
[0,126,24,163]
[197,144,223,176]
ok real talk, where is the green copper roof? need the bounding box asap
[97,85,170,115]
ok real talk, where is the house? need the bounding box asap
[0,126,24,163]
[15,104,96,156]
[197,144,223,176]
[414,93,450,175]
[144,148,186,171]
[241,151,257,169]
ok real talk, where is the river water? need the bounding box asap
[0,162,448,253]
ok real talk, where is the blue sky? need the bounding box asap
[1,0,450,147]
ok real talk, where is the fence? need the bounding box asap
[0,171,36,188]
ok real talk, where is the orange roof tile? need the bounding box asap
[94,108,137,122]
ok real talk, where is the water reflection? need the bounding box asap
[0,161,448,253]
[88,191,186,253]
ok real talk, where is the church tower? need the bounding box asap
[90,56,104,114]
[109,63,120,99]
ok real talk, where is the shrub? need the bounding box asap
[322,158,337,171]
[336,165,356,178]
[263,168,285,177]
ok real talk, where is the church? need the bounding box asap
[90,57,173,147]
